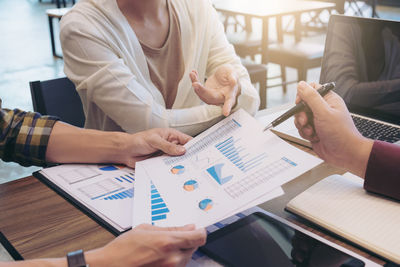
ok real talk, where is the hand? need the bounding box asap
[190,65,241,116]
[122,128,192,167]
[86,224,207,267]
[294,81,374,177]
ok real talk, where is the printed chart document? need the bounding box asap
[132,163,284,227]
[286,172,400,264]
[138,109,322,227]
[35,164,135,233]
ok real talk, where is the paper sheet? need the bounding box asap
[40,164,134,232]
[256,107,311,147]
[132,162,284,227]
[138,109,322,227]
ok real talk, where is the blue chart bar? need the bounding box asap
[115,174,135,184]
[150,183,170,223]
[104,188,134,200]
[163,119,241,166]
[215,136,267,173]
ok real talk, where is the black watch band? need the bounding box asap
[67,249,88,267]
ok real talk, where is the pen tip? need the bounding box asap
[263,123,273,132]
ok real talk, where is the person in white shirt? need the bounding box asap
[60,0,260,136]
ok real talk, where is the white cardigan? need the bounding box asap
[60,0,260,135]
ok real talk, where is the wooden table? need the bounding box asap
[212,0,335,64]
[0,106,387,264]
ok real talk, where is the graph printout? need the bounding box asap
[40,164,135,232]
[132,162,283,228]
[138,109,322,227]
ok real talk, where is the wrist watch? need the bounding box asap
[67,249,88,267]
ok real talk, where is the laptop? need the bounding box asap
[320,15,400,144]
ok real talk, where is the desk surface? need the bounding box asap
[0,107,387,264]
[212,0,335,18]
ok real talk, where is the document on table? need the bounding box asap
[132,164,283,227]
[256,106,311,147]
[37,164,135,233]
[136,109,322,227]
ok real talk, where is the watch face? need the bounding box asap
[67,249,87,267]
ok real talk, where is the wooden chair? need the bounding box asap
[267,40,324,93]
[228,31,262,61]
[46,8,70,58]
[30,77,85,127]
[224,15,262,60]
[241,59,268,109]
[222,13,325,94]
[39,0,76,9]
[266,15,325,93]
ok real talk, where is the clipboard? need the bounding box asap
[32,164,135,236]
[33,171,127,236]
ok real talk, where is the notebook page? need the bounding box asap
[286,173,400,264]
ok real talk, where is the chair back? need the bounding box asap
[30,77,85,127]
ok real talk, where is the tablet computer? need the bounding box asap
[200,212,380,267]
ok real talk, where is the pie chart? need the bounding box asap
[183,180,198,191]
[99,165,123,171]
[170,165,185,175]
[199,199,213,211]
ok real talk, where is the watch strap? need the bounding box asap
[67,249,88,267]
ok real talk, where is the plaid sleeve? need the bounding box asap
[0,108,59,167]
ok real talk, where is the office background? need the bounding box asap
[1,0,400,262]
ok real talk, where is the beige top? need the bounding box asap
[140,2,184,109]
[60,0,260,136]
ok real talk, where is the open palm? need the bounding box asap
[190,65,240,116]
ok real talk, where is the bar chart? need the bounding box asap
[163,119,241,165]
[114,173,135,184]
[103,188,134,200]
[215,136,268,173]
[151,183,170,223]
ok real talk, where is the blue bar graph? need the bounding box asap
[103,188,134,200]
[215,136,268,173]
[150,183,170,223]
[115,174,135,184]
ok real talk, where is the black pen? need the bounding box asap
[263,82,336,132]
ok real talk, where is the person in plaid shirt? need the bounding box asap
[0,100,206,267]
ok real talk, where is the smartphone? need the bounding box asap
[200,212,379,267]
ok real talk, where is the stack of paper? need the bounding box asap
[38,164,135,233]
[133,109,322,228]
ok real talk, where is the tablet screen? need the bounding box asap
[200,212,365,267]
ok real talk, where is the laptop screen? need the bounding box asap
[320,15,400,125]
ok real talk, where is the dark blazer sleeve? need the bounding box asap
[364,140,400,200]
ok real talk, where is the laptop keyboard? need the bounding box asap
[352,115,400,143]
